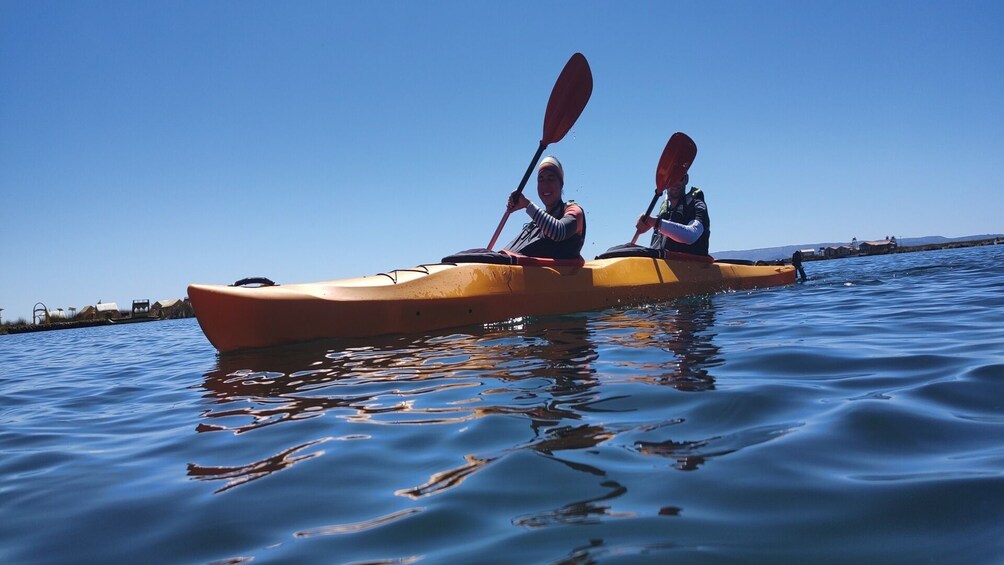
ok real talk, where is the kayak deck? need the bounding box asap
[188,256,795,352]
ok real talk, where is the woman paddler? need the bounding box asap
[502,156,587,259]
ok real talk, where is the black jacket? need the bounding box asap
[505,201,586,259]
[650,193,711,256]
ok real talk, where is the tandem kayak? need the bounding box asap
[188,249,795,352]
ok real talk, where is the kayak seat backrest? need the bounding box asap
[713,258,755,266]
[596,244,714,264]
[595,243,662,259]
[441,248,517,265]
[441,248,585,268]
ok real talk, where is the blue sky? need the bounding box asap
[2,1,1002,323]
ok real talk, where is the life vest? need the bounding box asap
[504,201,586,259]
[650,187,711,256]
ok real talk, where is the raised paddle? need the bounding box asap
[629,132,698,245]
[486,52,593,250]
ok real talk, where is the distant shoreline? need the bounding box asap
[712,234,1004,264]
[1,303,195,335]
[1,315,163,335]
[800,236,1001,263]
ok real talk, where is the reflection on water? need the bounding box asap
[199,315,601,433]
[192,295,793,556]
[513,480,632,527]
[294,507,425,538]
[397,453,498,499]
[594,295,722,391]
[633,421,804,471]
[188,438,328,493]
[193,300,730,499]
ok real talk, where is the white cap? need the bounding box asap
[538,155,564,182]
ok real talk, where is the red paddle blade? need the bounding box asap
[655,132,698,191]
[541,53,593,145]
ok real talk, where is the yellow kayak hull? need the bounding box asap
[188,256,795,352]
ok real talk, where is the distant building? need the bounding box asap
[151,298,194,319]
[46,308,70,321]
[132,299,151,317]
[823,245,854,258]
[78,302,122,320]
[858,239,898,255]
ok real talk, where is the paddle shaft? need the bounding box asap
[629,192,663,245]
[487,140,547,250]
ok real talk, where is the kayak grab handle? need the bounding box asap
[231,277,278,287]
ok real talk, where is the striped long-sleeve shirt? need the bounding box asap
[525,201,584,241]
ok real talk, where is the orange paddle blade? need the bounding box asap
[541,52,593,145]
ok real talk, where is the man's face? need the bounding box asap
[668,177,687,199]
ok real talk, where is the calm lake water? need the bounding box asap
[2,245,1002,564]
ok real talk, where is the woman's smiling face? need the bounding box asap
[537,168,562,208]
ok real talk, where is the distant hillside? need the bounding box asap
[712,234,1003,262]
